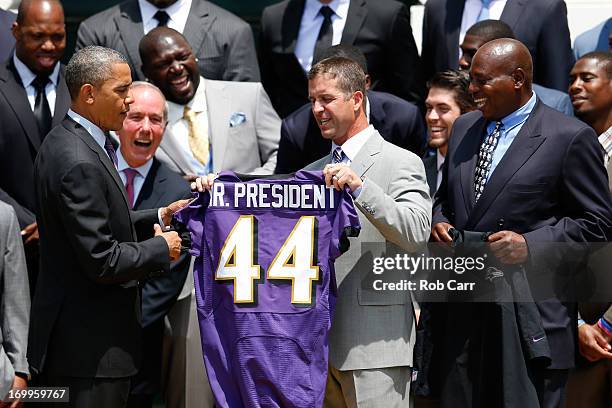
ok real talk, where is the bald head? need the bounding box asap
[475,38,533,85]
[139,27,185,60]
[469,39,534,120]
[12,0,65,75]
[16,0,63,24]
[139,27,200,104]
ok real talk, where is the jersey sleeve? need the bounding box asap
[174,192,210,258]
[330,189,361,260]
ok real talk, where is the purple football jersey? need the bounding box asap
[176,170,360,408]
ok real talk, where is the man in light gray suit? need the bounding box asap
[138,27,280,408]
[75,0,259,82]
[0,201,29,405]
[305,57,431,407]
[139,27,280,179]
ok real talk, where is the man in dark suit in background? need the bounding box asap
[421,0,574,92]
[275,44,426,174]
[76,0,260,82]
[431,39,612,407]
[0,8,16,62]
[28,46,184,408]
[113,81,191,408]
[0,0,70,293]
[260,0,424,118]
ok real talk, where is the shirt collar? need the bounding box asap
[13,53,60,87]
[167,76,206,123]
[487,91,537,134]
[598,125,612,158]
[138,0,189,26]
[332,124,374,162]
[67,109,107,150]
[436,149,445,171]
[117,147,153,179]
[304,0,349,21]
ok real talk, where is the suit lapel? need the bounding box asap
[467,102,546,226]
[446,0,465,69]
[65,118,130,208]
[159,126,194,175]
[341,0,367,45]
[0,60,42,150]
[458,117,486,216]
[134,159,165,209]
[500,0,526,32]
[281,0,306,52]
[351,129,382,178]
[53,66,71,127]
[204,79,231,172]
[116,1,144,76]
[183,0,213,55]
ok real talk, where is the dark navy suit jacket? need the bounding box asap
[134,158,191,327]
[433,100,612,370]
[421,0,574,91]
[275,90,426,173]
[260,0,424,117]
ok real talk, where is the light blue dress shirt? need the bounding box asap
[117,149,153,203]
[485,91,537,182]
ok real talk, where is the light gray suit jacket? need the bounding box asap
[75,0,260,82]
[156,78,281,176]
[0,202,29,398]
[305,129,431,370]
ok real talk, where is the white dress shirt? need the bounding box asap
[117,148,153,203]
[13,53,60,116]
[165,77,211,176]
[459,0,506,47]
[295,0,350,73]
[67,109,106,149]
[331,124,373,165]
[138,0,191,34]
[330,124,374,198]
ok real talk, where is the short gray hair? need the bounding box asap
[65,46,129,99]
[308,56,366,99]
[130,81,169,122]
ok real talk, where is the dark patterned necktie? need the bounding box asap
[332,147,345,164]
[153,10,170,27]
[313,6,334,65]
[474,121,503,201]
[32,75,52,139]
[103,134,118,168]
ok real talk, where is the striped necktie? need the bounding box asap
[332,147,345,164]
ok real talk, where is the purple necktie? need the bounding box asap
[123,168,138,208]
[104,135,118,168]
